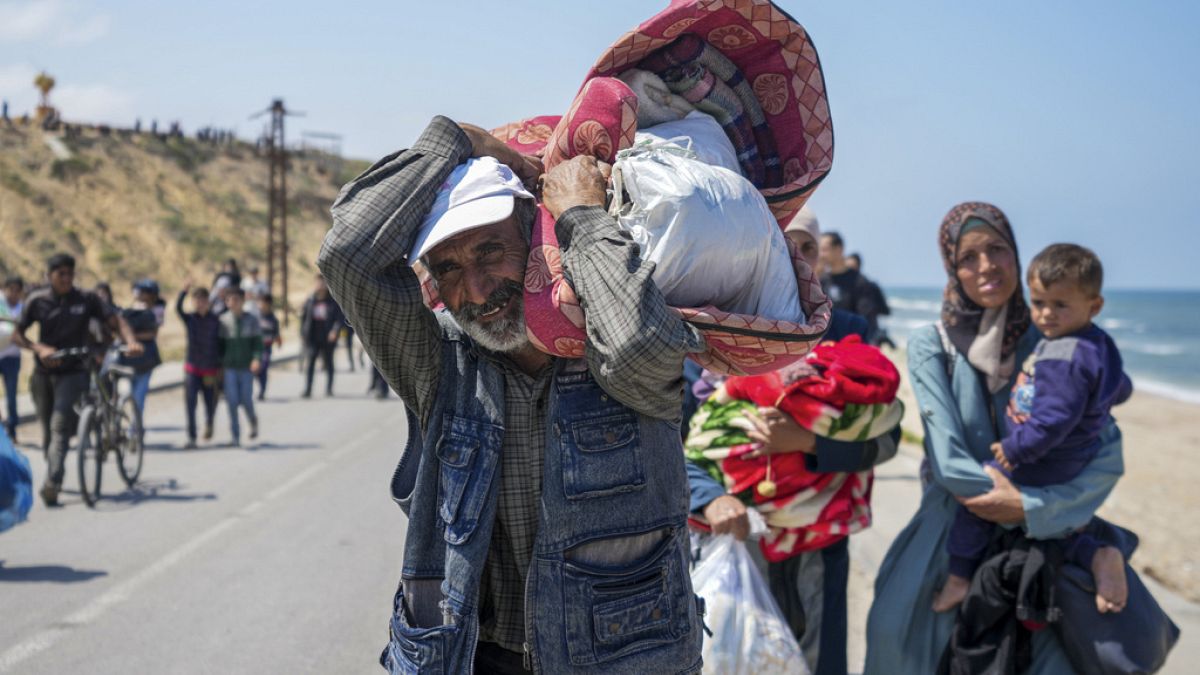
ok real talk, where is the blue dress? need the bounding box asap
[863,324,1124,674]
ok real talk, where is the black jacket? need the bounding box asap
[939,530,1063,675]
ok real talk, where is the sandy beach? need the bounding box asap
[885,345,1200,602]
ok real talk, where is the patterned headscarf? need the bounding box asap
[938,202,1031,392]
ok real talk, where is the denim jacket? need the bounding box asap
[380,314,704,674]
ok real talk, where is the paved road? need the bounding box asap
[4,359,1194,673]
[0,362,407,674]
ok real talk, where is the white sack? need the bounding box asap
[692,535,808,675]
[636,111,744,176]
[611,141,803,323]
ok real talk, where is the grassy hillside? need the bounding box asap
[0,122,368,314]
[0,122,369,376]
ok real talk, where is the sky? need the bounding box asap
[2,0,1199,289]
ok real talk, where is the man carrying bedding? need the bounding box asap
[319,117,706,674]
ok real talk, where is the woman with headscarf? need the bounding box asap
[863,202,1124,673]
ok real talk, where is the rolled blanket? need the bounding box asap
[686,336,901,560]
[482,0,837,374]
[638,33,782,188]
[618,69,696,127]
[727,335,904,442]
[686,397,872,560]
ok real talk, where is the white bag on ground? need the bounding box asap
[610,141,803,323]
[692,534,808,675]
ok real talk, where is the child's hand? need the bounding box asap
[990,442,1014,472]
[250,359,261,374]
[1005,399,1029,426]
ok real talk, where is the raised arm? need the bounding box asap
[175,289,189,321]
[317,116,472,424]
[543,157,704,420]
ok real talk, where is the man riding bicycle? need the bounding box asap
[12,253,142,506]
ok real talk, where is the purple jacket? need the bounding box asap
[1001,324,1132,474]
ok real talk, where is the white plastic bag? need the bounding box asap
[692,535,808,675]
[610,141,803,324]
[635,111,744,176]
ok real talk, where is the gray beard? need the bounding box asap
[453,296,530,354]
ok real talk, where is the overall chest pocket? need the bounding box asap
[558,411,646,501]
[436,414,502,545]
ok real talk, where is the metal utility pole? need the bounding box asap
[251,99,303,325]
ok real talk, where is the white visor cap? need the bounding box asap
[409,156,535,262]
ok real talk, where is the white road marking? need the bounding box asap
[0,430,381,672]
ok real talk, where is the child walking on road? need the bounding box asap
[217,288,261,447]
[256,293,282,401]
[177,284,221,449]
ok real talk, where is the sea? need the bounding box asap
[880,287,1200,405]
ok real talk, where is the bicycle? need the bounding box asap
[48,346,144,507]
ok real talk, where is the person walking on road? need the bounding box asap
[217,288,261,447]
[177,283,222,448]
[210,259,241,316]
[120,279,164,420]
[0,276,26,442]
[255,293,282,400]
[89,282,117,348]
[687,207,898,675]
[845,252,895,348]
[818,232,886,338]
[12,254,141,506]
[241,265,269,312]
[319,118,705,673]
[299,275,343,398]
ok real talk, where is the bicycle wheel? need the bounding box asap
[116,395,144,486]
[75,406,103,508]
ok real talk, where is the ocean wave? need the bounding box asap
[889,298,942,313]
[1099,318,1146,332]
[880,317,934,331]
[1132,377,1200,405]
[1123,342,1186,357]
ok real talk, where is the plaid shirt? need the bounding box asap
[318,115,703,652]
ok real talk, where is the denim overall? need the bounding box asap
[381,314,704,674]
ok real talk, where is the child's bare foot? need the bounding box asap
[932,574,971,612]
[1092,546,1128,613]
